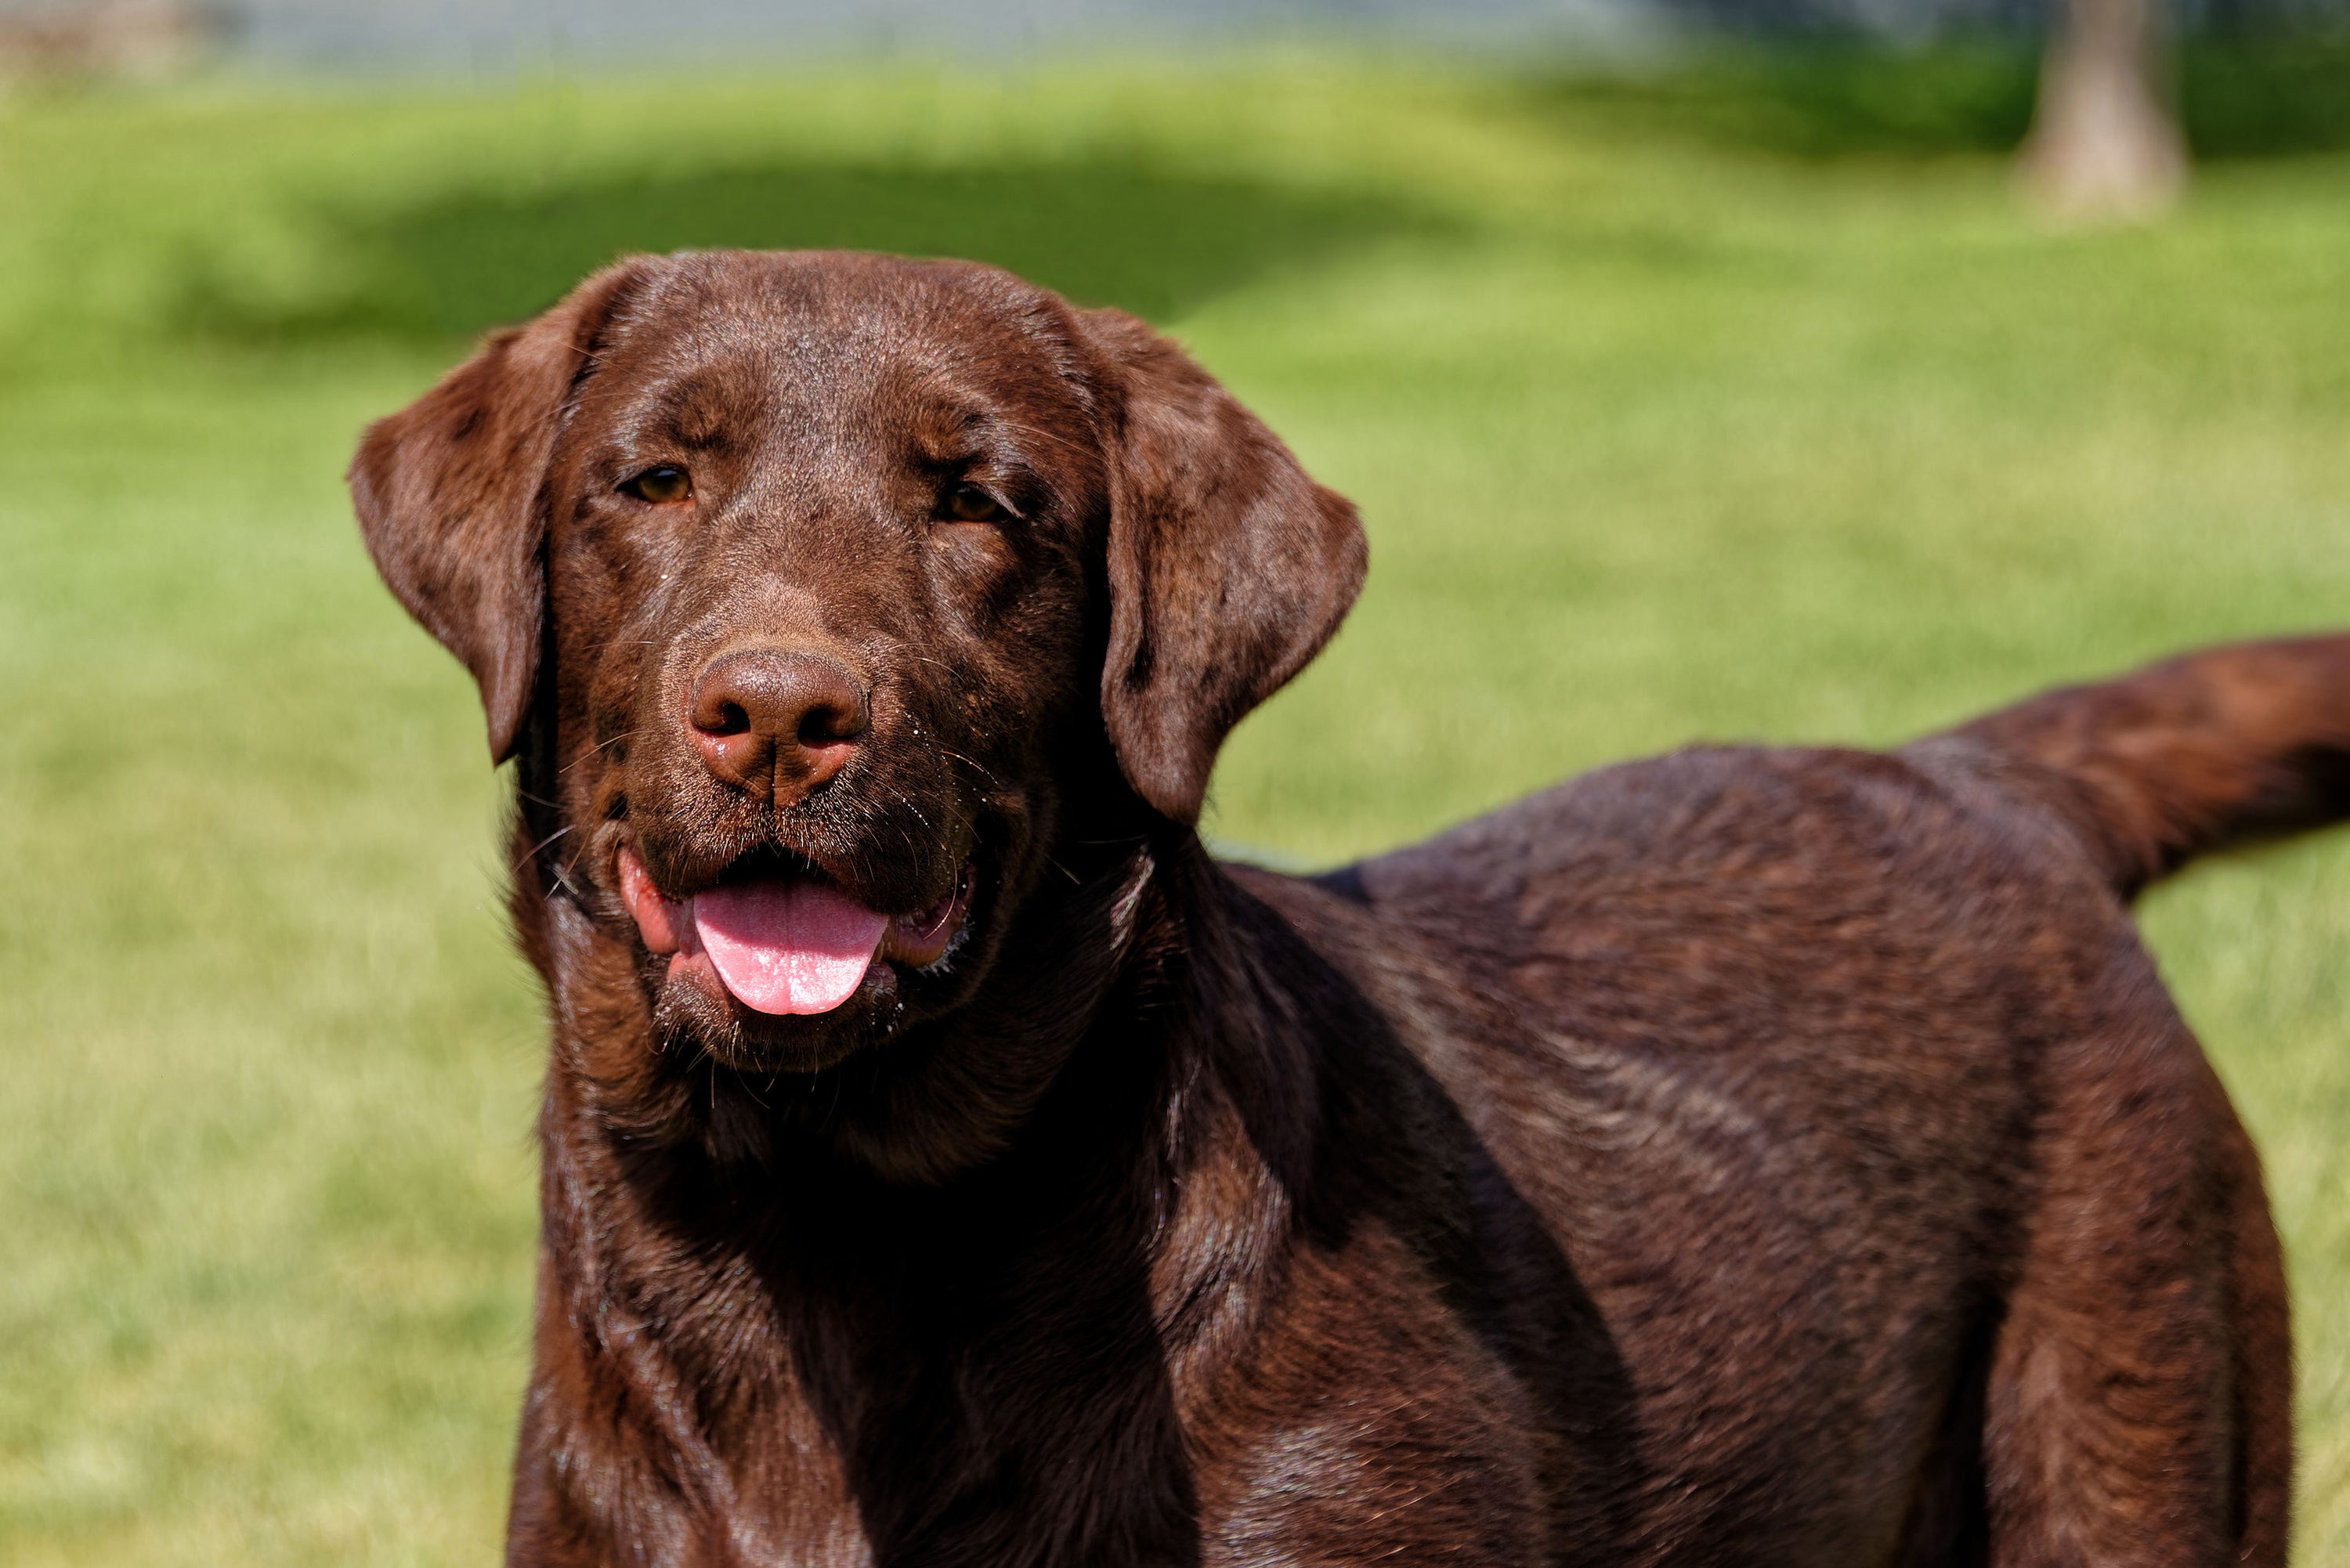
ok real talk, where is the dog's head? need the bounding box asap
[351,251,1362,1095]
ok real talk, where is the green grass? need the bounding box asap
[3,49,2348,1563]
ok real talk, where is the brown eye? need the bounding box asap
[623,465,692,504]
[944,483,1005,523]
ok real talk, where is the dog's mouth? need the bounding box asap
[618,844,976,1017]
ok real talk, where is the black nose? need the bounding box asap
[689,649,869,806]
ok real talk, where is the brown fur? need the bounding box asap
[350,248,2347,1566]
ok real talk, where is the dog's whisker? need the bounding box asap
[559,728,638,776]
[512,824,574,874]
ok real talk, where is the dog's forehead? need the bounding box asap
[582,251,1096,447]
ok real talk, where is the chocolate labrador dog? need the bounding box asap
[352,249,2348,1566]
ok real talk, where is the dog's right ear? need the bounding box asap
[349,259,650,764]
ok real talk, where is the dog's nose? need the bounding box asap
[689,649,869,805]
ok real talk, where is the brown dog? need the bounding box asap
[352,249,2348,1566]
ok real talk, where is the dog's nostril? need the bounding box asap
[705,701,751,737]
[798,703,865,746]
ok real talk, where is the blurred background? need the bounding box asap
[3,0,2348,1562]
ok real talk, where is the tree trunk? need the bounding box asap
[2019,0,2188,220]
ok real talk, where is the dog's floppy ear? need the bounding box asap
[349,259,650,764]
[1079,309,1368,825]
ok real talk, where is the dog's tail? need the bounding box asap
[1925,634,2350,899]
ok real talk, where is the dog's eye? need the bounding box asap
[943,484,1006,523]
[622,465,693,504]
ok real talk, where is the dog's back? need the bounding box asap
[1231,634,2350,1563]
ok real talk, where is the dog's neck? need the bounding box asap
[512,819,1347,1559]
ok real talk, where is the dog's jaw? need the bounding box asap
[597,815,1003,1075]
[617,840,978,1034]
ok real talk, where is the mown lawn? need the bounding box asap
[2,49,2347,1563]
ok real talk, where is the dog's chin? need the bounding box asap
[652,961,902,1074]
[621,845,984,1075]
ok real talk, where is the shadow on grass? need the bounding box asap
[1520,39,2350,160]
[181,154,1443,345]
[2183,42,2350,157]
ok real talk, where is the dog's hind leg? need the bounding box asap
[2217,1107,2294,1567]
[1978,995,2290,1566]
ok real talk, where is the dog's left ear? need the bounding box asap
[349,258,650,764]
[1078,309,1368,825]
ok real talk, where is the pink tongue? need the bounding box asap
[692,880,888,1016]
